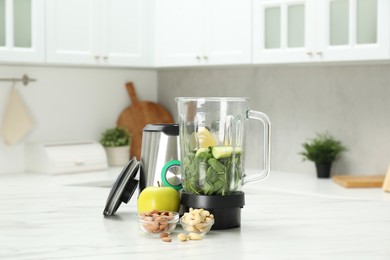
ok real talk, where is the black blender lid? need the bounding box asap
[103,157,140,216]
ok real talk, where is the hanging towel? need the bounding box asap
[0,88,33,145]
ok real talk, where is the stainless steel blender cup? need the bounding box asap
[139,124,182,192]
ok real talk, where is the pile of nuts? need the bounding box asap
[138,208,214,243]
[180,208,215,234]
[138,210,177,234]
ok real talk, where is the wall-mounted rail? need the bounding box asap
[0,74,37,86]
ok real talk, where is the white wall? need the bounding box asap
[158,64,390,176]
[0,65,157,174]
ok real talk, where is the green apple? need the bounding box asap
[137,186,180,213]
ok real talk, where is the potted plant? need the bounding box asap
[100,127,132,166]
[300,132,347,178]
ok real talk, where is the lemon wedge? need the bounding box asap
[212,146,242,159]
[196,127,216,148]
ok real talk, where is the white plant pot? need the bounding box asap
[104,145,130,166]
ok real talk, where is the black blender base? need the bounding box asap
[180,192,245,230]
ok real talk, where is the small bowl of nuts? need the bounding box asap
[137,210,179,234]
[180,208,215,235]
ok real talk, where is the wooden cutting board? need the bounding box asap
[332,175,385,188]
[117,82,174,159]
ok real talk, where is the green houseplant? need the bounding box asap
[300,132,347,178]
[100,127,132,166]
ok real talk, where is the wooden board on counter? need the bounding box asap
[117,82,174,159]
[332,175,385,188]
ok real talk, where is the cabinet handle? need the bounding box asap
[103,56,108,60]
[95,55,100,60]
[307,52,313,56]
[196,56,201,61]
[203,56,208,61]
[316,51,323,56]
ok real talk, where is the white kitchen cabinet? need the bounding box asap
[0,0,44,63]
[253,0,313,63]
[155,0,252,67]
[46,0,153,67]
[316,0,389,62]
[253,0,390,64]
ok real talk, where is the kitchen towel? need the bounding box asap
[0,87,33,145]
[383,165,390,192]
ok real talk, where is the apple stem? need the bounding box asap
[157,181,161,187]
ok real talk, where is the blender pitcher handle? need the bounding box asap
[244,110,271,184]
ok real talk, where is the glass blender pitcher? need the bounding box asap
[176,97,271,229]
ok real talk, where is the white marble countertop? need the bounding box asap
[1,168,390,260]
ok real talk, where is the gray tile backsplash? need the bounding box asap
[158,64,390,176]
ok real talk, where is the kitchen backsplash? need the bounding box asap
[0,65,157,174]
[2,63,389,176]
[158,64,390,176]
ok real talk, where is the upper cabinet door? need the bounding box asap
[46,0,153,67]
[253,0,314,63]
[99,0,153,67]
[253,0,315,63]
[0,0,44,63]
[203,0,252,65]
[156,0,252,67]
[155,0,203,67]
[253,0,389,64]
[46,0,99,65]
[316,0,389,61]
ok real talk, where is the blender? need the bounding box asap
[175,97,271,229]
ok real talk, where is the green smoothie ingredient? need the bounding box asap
[183,146,243,195]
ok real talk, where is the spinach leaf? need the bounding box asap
[182,147,243,195]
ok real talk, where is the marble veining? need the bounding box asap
[1,169,390,259]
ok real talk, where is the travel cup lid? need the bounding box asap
[103,157,140,216]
